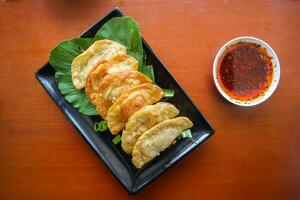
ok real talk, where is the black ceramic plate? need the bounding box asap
[35,7,215,194]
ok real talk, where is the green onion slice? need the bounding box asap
[112,135,121,145]
[93,120,108,132]
[182,129,192,138]
[163,89,175,98]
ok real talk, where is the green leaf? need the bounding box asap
[112,135,121,145]
[140,65,155,82]
[49,38,98,116]
[93,16,145,70]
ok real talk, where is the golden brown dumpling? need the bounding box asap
[121,102,179,154]
[132,117,193,169]
[94,71,152,118]
[106,83,164,135]
[85,54,138,103]
[71,39,126,90]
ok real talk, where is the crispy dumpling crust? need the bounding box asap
[94,71,152,118]
[106,83,164,135]
[132,117,193,169]
[71,39,126,90]
[121,102,179,155]
[85,54,138,103]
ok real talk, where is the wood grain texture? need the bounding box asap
[0,0,299,199]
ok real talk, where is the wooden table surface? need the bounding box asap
[0,0,299,199]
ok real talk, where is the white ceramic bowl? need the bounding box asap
[213,36,280,106]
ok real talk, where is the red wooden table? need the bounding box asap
[0,0,299,199]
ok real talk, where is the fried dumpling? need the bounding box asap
[107,83,164,135]
[71,39,126,90]
[132,117,193,169]
[94,71,152,118]
[121,102,179,154]
[85,54,138,103]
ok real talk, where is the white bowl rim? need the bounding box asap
[213,36,280,106]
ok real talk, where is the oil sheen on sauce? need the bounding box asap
[217,42,274,101]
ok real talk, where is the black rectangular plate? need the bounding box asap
[35,7,215,194]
